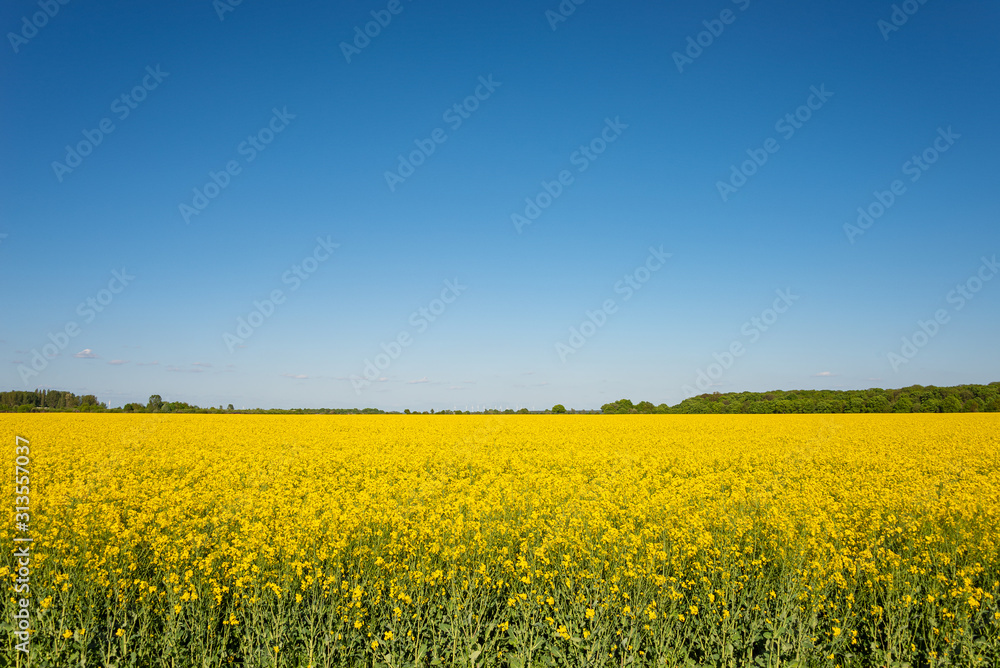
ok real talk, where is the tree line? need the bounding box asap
[600,383,1000,414]
[0,391,386,414]
[0,389,104,412]
[5,383,998,414]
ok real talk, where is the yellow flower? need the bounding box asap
[13,414,1000,666]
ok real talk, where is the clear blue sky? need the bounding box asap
[2,0,998,410]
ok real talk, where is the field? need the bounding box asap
[2,414,999,667]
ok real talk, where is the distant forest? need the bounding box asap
[0,390,383,414]
[2,383,998,414]
[1,389,106,411]
[601,383,1000,414]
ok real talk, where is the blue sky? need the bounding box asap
[2,0,998,410]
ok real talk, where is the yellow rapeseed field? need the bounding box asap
[2,414,999,667]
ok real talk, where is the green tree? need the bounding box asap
[600,399,634,414]
[965,398,984,412]
[921,399,941,413]
[868,395,891,413]
[941,396,962,413]
[551,404,566,414]
[148,395,163,411]
[773,400,794,414]
[893,397,913,413]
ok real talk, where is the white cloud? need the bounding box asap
[167,365,204,373]
[74,349,98,359]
